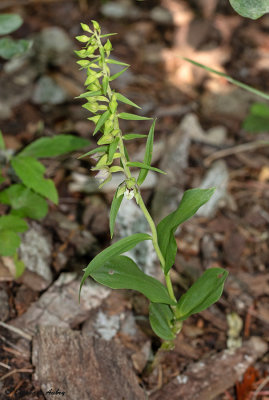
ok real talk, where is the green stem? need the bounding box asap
[137,193,177,303]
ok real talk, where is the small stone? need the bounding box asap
[150,6,173,25]
[101,1,141,20]
[18,223,53,291]
[151,123,190,222]
[33,27,73,67]
[197,160,229,218]
[180,113,227,145]
[32,76,68,105]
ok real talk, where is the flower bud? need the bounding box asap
[95,167,110,183]
[97,134,114,145]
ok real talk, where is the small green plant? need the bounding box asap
[0,131,90,277]
[0,13,31,59]
[76,21,228,346]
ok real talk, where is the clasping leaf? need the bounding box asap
[79,233,152,299]
[149,303,175,341]
[176,268,228,321]
[91,255,175,305]
[157,188,215,274]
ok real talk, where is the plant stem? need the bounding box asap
[137,193,177,303]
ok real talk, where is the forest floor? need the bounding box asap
[0,1,268,399]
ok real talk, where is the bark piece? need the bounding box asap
[10,273,110,335]
[32,326,147,400]
[150,337,268,400]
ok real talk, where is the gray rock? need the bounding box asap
[152,123,191,223]
[180,113,227,145]
[18,223,53,291]
[101,0,142,20]
[32,326,147,400]
[32,76,68,105]
[197,160,229,218]
[33,27,73,67]
[150,6,173,25]
[11,273,110,335]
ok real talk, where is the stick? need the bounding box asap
[204,141,269,167]
[0,321,32,341]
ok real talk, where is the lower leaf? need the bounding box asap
[91,255,175,305]
[149,303,175,341]
[176,268,228,321]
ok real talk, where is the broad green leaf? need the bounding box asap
[79,233,152,298]
[0,37,31,59]
[0,184,48,220]
[109,67,128,82]
[108,137,119,164]
[137,119,156,186]
[115,93,141,109]
[91,255,175,305]
[0,130,5,149]
[106,58,129,67]
[157,188,215,274]
[0,14,23,35]
[19,135,90,158]
[127,161,166,175]
[0,230,20,257]
[0,215,28,232]
[176,268,228,321]
[229,0,269,19]
[123,134,147,140]
[183,58,269,101]
[243,103,269,133]
[78,145,108,159]
[93,110,111,135]
[11,156,58,204]
[118,113,152,121]
[109,191,123,238]
[149,303,175,341]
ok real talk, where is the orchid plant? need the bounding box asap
[77,21,228,346]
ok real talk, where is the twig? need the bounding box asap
[8,380,24,397]
[204,140,269,167]
[0,362,11,370]
[2,345,26,358]
[0,321,32,341]
[252,376,269,400]
[0,368,33,381]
